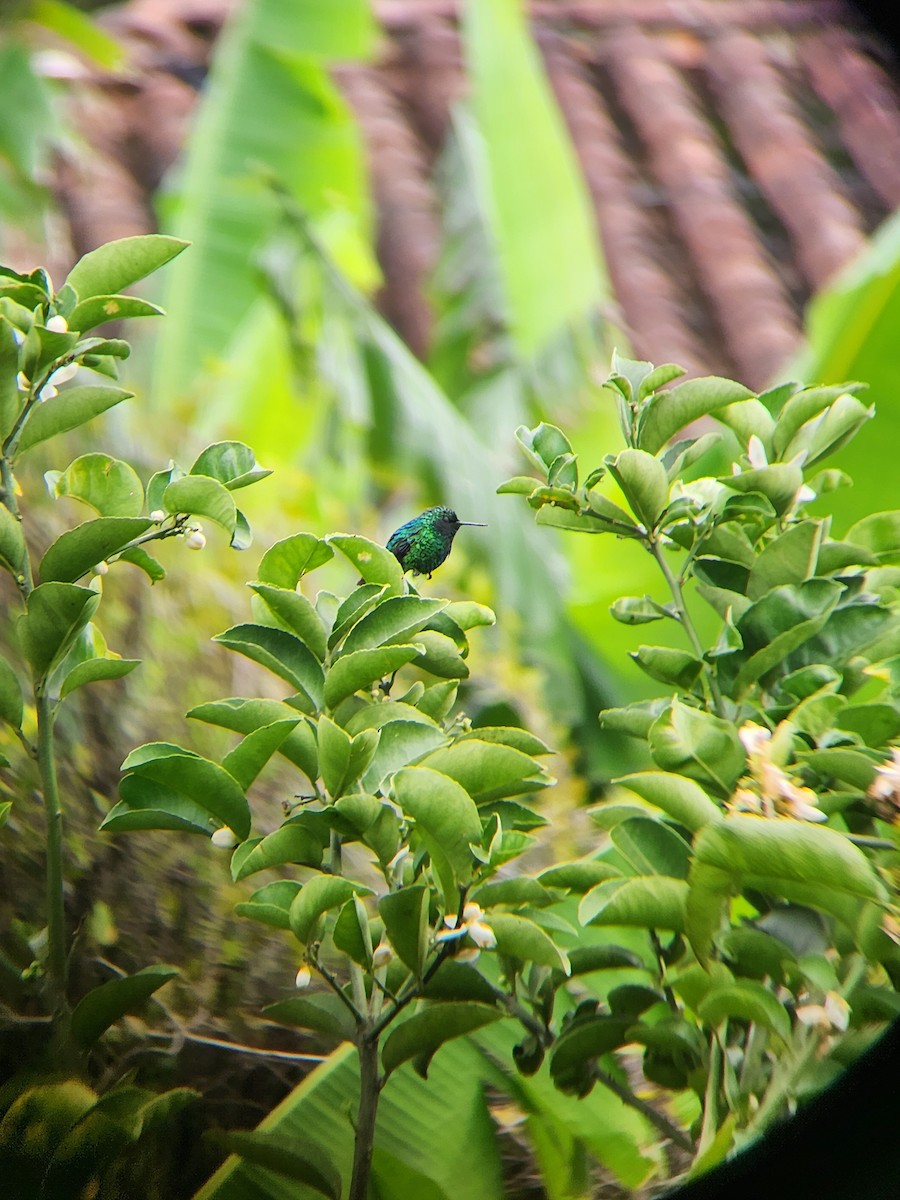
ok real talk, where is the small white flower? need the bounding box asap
[93,561,109,576]
[294,966,311,989]
[39,384,57,401]
[46,314,68,333]
[185,529,206,551]
[211,826,238,849]
[48,363,78,387]
[869,748,900,804]
[16,372,30,391]
[372,942,393,969]
[739,722,772,758]
[436,901,496,950]
[149,510,167,523]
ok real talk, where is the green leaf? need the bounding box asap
[413,630,470,679]
[102,777,213,835]
[120,745,252,840]
[162,474,237,533]
[18,582,100,677]
[206,1131,341,1199]
[639,376,755,454]
[67,294,164,332]
[70,965,177,1047]
[460,726,553,756]
[59,655,139,700]
[615,772,723,832]
[379,886,430,975]
[257,532,334,587]
[420,739,550,804]
[610,817,692,879]
[318,714,352,799]
[606,448,669,528]
[391,767,483,908]
[328,533,405,595]
[549,1014,634,1091]
[221,719,300,790]
[496,475,539,495]
[648,700,745,796]
[630,645,702,690]
[381,1003,501,1078]
[265,995,356,1042]
[342,596,449,654]
[289,875,372,945]
[846,511,900,564]
[443,600,495,631]
[49,452,144,517]
[360,721,447,792]
[249,583,328,660]
[327,584,389,650]
[40,517,151,583]
[333,894,374,966]
[16,386,133,454]
[214,624,325,711]
[0,501,26,576]
[190,440,272,491]
[231,820,327,881]
[538,860,622,892]
[697,980,791,1043]
[579,877,689,931]
[720,463,805,516]
[323,644,423,710]
[461,0,604,356]
[234,880,302,930]
[746,521,823,600]
[64,235,188,301]
[488,913,569,972]
[188,697,318,782]
[609,596,666,626]
[0,655,23,728]
[0,317,21,440]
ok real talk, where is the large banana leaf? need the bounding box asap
[788,207,900,531]
[460,0,607,357]
[151,0,376,406]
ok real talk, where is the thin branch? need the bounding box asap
[594,1065,694,1152]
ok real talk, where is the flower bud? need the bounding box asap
[46,314,68,333]
[149,510,166,523]
[185,529,206,551]
[294,966,312,989]
[372,942,393,969]
[211,826,238,849]
[93,561,109,576]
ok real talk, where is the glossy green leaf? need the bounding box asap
[234,880,302,930]
[289,875,372,945]
[18,582,100,677]
[615,771,723,832]
[189,697,319,783]
[323,644,423,710]
[630,645,702,690]
[342,596,449,654]
[101,775,214,835]
[328,533,405,595]
[49,452,144,518]
[579,877,689,931]
[489,913,569,972]
[611,817,692,879]
[0,501,26,576]
[163,474,236,532]
[639,376,755,454]
[214,624,325,711]
[379,886,430,975]
[549,1015,634,1089]
[697,980,791,1043]
[746,521,823,600]
[444,601,496,631]
[221,719,300,790]
[609,596,666,626]
[231,820,327,882]
[720,462,804,515]
[265,994,356,1042]
[59,655,139,699]
[391,767,482,908]
[257,532,334,587]
[846,511,900,564]
[648,700,745,796]
[248,583,328,660]
[0,654,23,729]
[327,584,389,650]
[16,386,133,454]
[190,441,272,491]
[70,965,177,1047]
[66,294,163,333]
[0,316,21,439]
[412,630,469,679]
[420,738,549,805]
[332,894,374,967]
[318,714,352,798]
[64,235,188,301]
[607,448,669,528]
[120,745,252,840]
[40,517,151,583]
[537,860,622,892]
[381,1002,501,1078]
[360,721,447,792]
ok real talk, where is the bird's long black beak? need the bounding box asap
[458,521,487,527]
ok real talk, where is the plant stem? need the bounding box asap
[649,537,727,719]
[749,1026,819,1135]
[0,456,33,599]
[37,692,68,1017]
[349,1032,382,1200]
[695,1033,722,1159]
[594,1066,694,1152]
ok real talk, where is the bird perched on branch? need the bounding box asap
[386,506,486,577]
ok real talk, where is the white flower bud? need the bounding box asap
[46,314,68,333]
[49,363,78,386]
[149,510,166,523]
[211,826,238,849]
[16,372,30,391]
[294,966,311,989]
[39,384,57,401]
[372,942,393,969]
[93,561,109,576]
[12,328,24,345]
[185,530,206,551]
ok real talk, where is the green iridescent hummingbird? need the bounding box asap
[386,506,486,577]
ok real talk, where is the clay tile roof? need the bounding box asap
[51,0,900,389]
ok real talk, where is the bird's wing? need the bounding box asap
[387,533,413,561]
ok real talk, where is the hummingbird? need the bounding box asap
[386,506,486,577]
